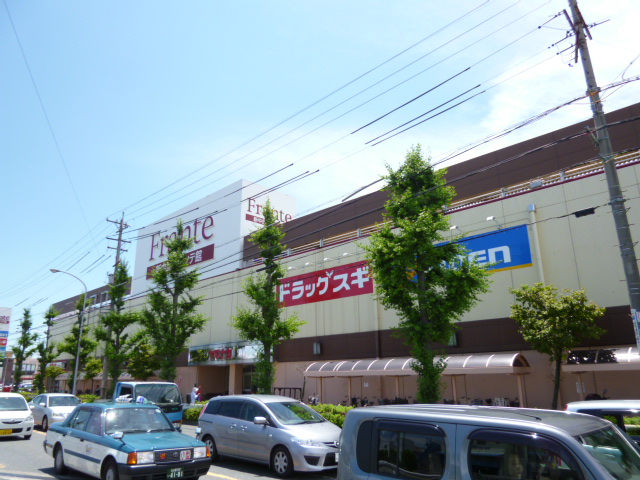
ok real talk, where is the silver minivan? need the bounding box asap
[338,404,640,480]
[196,394,341,477]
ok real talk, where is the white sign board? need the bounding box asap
[131,180,296,296]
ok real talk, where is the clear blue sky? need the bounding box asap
[2,0,639,347]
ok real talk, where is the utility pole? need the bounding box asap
[567,0,640,350]
[102,215,129,397]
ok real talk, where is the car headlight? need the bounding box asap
[193,446,209,458]
[52,413,65,419]
[25,414,33,422]
[127,451,154,465]
[291,438,324,447]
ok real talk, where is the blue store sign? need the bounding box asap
[442,224,532,272]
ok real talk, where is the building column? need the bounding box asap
[228,364,243,395]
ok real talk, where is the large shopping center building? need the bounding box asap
[51,102,640,408]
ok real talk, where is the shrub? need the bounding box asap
[184,405,204,421]
[79,394,99,404]
[309,403,353,428]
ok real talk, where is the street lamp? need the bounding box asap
[50,268,87,395]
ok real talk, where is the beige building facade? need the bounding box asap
[50,102,640,408]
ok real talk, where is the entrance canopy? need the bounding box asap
[563,347,640,372]
[304,353,531,378]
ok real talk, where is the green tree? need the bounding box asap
[363,145,492,403]
[45,364,66,388]
[509,283,606,409]
[83,357,103,393]
[126,337,161,380]
[12,308,39,391]
[140,220,208,382]
[34,305,60,394]
[95,261,141,397]
[57,295,97,394]
[232,200,305,394]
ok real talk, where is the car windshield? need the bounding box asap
[0,396,28,411]
[49,396,81,407]
[134,384,181,404]
[105,407,173,434]
[267,401,326,425]
[576,425,640,479]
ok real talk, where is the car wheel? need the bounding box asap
[102,459,119,480]
[54,446,67,474]
[202,435,219,461]
[42,416,49,431]
[271,446,294,477]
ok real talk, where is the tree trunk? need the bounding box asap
[552,358,562,410]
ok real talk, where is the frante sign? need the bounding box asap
[246,198,293,225]
[132,180,296,295]
[146,215,216,279]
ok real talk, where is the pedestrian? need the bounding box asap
[191,384,198,405]
[196,385,202,402]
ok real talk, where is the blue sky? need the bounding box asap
[2,0,639,347]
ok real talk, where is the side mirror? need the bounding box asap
[254,416,268,425]
[195,427,202,435]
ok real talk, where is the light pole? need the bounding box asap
[50,269,87,395]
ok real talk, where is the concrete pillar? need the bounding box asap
[228,364,243,395]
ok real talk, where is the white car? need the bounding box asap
[29,393,81,431]
[566,400,640,446]
[0,392,34,440]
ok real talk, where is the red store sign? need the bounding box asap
[279,261,373,307]
[146,243,215,279]
[210,348,234,360]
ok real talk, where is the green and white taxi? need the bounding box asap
[43,400,210,480]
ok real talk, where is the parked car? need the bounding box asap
[338,404,640,480]
[44,401,211,480]
[566,399,640,445]
[197,394,341,477]
[0,392,34,440]
[29,393,81,431]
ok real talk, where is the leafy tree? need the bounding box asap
[34,305,60,394]
[509,283,605,409]
[95,261,141,397]
[126,337,161,380]
[57,295,97,394]
[83,357,103,393]
[363,145,492,403]
[45,364,66,389]
[12,308,39,391]
[140,220,208,382]
[232,200,305,394]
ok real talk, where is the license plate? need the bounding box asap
[335,452,339,462]
[0,429,12,435]
[167,467,183,479]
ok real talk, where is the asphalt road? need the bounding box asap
[0,424,338,480]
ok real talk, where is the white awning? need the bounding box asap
[304,353,531,378]
[563,347,640,372]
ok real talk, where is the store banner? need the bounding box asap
[0,307,10,359]
[441,224,532,272]
[280,261,373,307]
